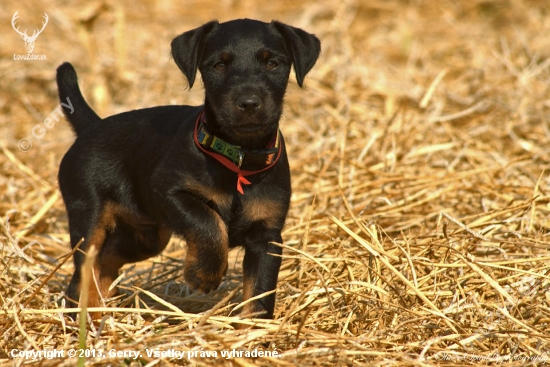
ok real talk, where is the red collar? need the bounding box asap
[193,111,282,194]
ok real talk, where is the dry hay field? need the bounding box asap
[1,0,550,366]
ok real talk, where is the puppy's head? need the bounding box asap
[171,19,320,148]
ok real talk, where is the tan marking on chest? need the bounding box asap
[242,197,285,229]
[183,178,232,211]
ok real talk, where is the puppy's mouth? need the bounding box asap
[229,111,276,134]
[236,122,265,133]
[204,100,281,147]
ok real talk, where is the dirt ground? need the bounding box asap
[1,0,550,366]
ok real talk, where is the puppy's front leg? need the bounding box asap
[162,190,229,293]
[240,228,283,319]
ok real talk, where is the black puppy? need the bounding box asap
[57,19,320,321]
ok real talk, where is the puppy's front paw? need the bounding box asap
[184,255,228,293]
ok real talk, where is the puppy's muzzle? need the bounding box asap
[237,94,261,115]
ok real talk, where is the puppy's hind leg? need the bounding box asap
[64,202,118,318]
[91,217,173,310]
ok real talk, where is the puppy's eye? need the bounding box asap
[266,60,278,70]
[213,62,226,72]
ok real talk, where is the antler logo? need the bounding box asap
[11,11,48,54]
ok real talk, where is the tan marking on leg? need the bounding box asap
[79,203,172,322]
[234,272,261,330]
[241,270,256,317]
[79,202,119,318]
[184,209,229,293]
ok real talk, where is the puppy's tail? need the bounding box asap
[56,62,101,135]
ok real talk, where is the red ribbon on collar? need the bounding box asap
[193,111,282,194]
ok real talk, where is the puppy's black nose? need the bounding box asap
[237,95,261,114]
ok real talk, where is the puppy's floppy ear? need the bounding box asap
[171,20,219,88]
[272,21,321,87]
